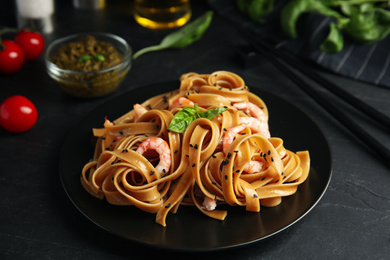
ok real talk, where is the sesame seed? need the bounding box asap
[192,163,196,167]
[150,171,155,175]
[189,144,193,147]
[268,150,271,155]
[253,194,258,198]
[165,203,171,208]
[212,154,217,158]
[212,182,217,185]
[174,150,178,153]
[223,128,227,131]
[194,144,198,149]
[227,152,232,159]
[224,175,228,180]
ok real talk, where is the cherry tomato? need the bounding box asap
[0,95,38,133]
[0,40,25,74]
[15,30,45,61]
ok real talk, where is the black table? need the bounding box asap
[1,0,389,259]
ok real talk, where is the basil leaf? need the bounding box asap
[95,54,105,61]
[200,107,228,120]
[78,55,92,63]
[168,107,198,133]
[168,105,227,133]
[133,11,213,60]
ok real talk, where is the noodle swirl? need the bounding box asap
[81,71,310,227]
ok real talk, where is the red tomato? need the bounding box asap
[0,40,25,74]
[0,95,38,133]
[15,30,45,61]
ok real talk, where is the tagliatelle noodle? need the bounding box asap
[81,71,310,227]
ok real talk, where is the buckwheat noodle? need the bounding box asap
[81,71,310,227]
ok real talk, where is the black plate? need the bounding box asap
[60,80,332,251]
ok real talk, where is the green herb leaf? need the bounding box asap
[236,0,275,23]
[95,54,105,61]
[168,106,198,133]
[78,55,92,63]
[281,0,343,39]
[320,22,344,53]
[132,10,213,60]
[168,104,227,133]
[200,106,228,120]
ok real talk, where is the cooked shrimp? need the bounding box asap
[223,122,265,174]
[239,117,270,138]
[202,196,217,211]
[233,102,267,122]
[223,122,248,154]
[136,137,171,176]
[133,104,148,122]
[170,97,194,110]
[243,160,263,174]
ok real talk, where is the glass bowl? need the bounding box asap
[45,32,132,98]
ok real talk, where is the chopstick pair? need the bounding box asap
[240,30,390,168]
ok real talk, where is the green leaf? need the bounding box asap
[133,11,213,60]
[343,4,390,43]
[236,0,275,23]
[281,0,343,39]
[95,54,105,61]
[78,55,92,63]
[320,22,344,52]
[168,107,198,133]
[168,104,227,133]
[200,106,228,120]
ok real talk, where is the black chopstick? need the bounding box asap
[241,32,390,167]
[243,32,390,131]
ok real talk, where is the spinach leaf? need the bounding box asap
[281,0,343,39]
[133,11,213,60]
[168,104,227,133]
[237,0,275,23]
[320,22,344,52]
[343,4,390,43]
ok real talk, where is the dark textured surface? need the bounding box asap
[1,0,389,259]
